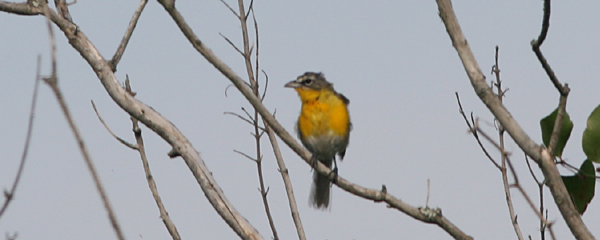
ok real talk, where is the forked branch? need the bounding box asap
[436,0,593,239]
[156,1,472,239]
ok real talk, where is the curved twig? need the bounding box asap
[0,56,41,219]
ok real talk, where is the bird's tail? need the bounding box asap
[310,159,333,209]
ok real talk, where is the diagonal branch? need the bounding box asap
[41,4,125,239]
[91,100,138,150]
[456,93,501,170]
[124,79,181,240]
[109,0,148,72]
[0,2,43,15]
[436,1,593,239]
[0,55,41,219]
[156,1,472,239]
[0,3,262,239]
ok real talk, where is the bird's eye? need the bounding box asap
[303,79,313,85]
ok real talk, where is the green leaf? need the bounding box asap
[562,159,596,215]
[583,104,600,163]
[540,108,573,157]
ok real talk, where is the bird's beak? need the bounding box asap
[284,80,301,88]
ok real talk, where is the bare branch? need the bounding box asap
[224,111,254,126]
[237,0,255,89]
[91,100,138,150]
[455,93,501,169]
[219,32,244,56]
[531,0,568,97]
[124,79,181,240]
[54,0,72,21]
[263,120,307,240]
[533,0,550,45]
[436,1,592,238]
[491,48,524,240]
[159,2,472,239]
[471,125,554,231]
[232,0,280,237]
[41,6,125,239]
[109,0,148,72]
[530,0,570,159]
[526,155,548,240]
[218,0,239,18]
[245,0,255,21]
[55,3,261,237]
[260,70,268,101]
[234,149,258,162]
[241,107,254,122]
[0,56,41,219]
[0,2,44,15]
[507,160,556,239]
[251,7,260,90]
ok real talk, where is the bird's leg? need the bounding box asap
[310,154,318,171]
[329,156,339,184]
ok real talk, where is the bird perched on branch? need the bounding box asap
[285,72,351,209]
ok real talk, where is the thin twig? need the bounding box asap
[91,100,138,150]
[0,56,41,219]
[436,1,592,238]
[245,0,254,20]
[533,0,550,45]
[237,0,255,89]
[455,93,501,169]
[527,155,547,240]
[531,0,569,96]
[547,96,568,157]
[263,120,307,240]
[507,159,556,239]
[41,5,125,239]
[219,33,244,56]
[234,149,258,162]
[0,3,262,239]
[235,0,278,238]
[251,8,305,236]
[124,79,181,240]
[224,111,255,126]
[260,70,268,101]
[109,0,148,72]
[218,0,239,18]
[252,7,259,92]
[492,47,524,240]
[156,1,471,238]
[472,126,554,231]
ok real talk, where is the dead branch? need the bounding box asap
[109,0,148,72]
[41,4,125,239]
[156,1,473,239]
[0,56,41,219]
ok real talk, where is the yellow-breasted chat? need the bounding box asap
[285,72,351,209]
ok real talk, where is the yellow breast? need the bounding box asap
[296,88,350,139]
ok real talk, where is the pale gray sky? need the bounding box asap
[1,1,600,239]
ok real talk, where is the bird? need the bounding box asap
[285,72,351,209]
